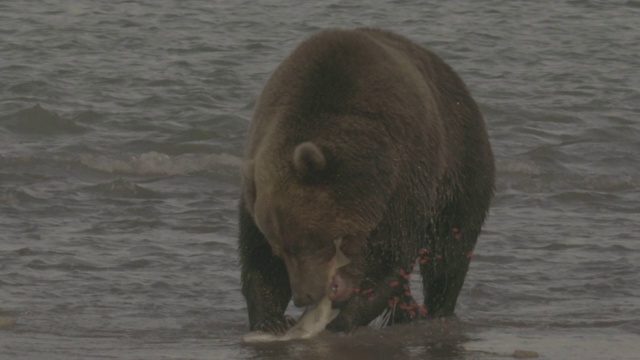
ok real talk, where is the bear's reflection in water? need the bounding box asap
[242,317,470,360]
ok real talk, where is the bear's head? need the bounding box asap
[243,139,395,307]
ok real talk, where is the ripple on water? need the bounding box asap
[0,104,88,134]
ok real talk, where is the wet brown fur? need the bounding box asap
[238,28,494,332]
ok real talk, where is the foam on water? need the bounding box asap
[79,151,242,176]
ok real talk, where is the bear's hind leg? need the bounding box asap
[419,221,477,318]
[419,254,471,318]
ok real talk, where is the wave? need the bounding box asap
[79,151,242,176]
[497,156,636,194]
[83,178,165,199]
[0,104,88,135]
[496,158,541,176]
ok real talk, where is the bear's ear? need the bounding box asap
[293,142,327,182]
[242,160,256,214]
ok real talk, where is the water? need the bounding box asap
[1,1,639,359]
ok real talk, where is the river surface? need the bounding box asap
[1,1,639,359]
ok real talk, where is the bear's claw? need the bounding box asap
[254,315,296,335]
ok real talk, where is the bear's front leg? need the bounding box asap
[238,204,293,333]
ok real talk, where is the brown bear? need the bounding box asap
[239,28,494,334]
